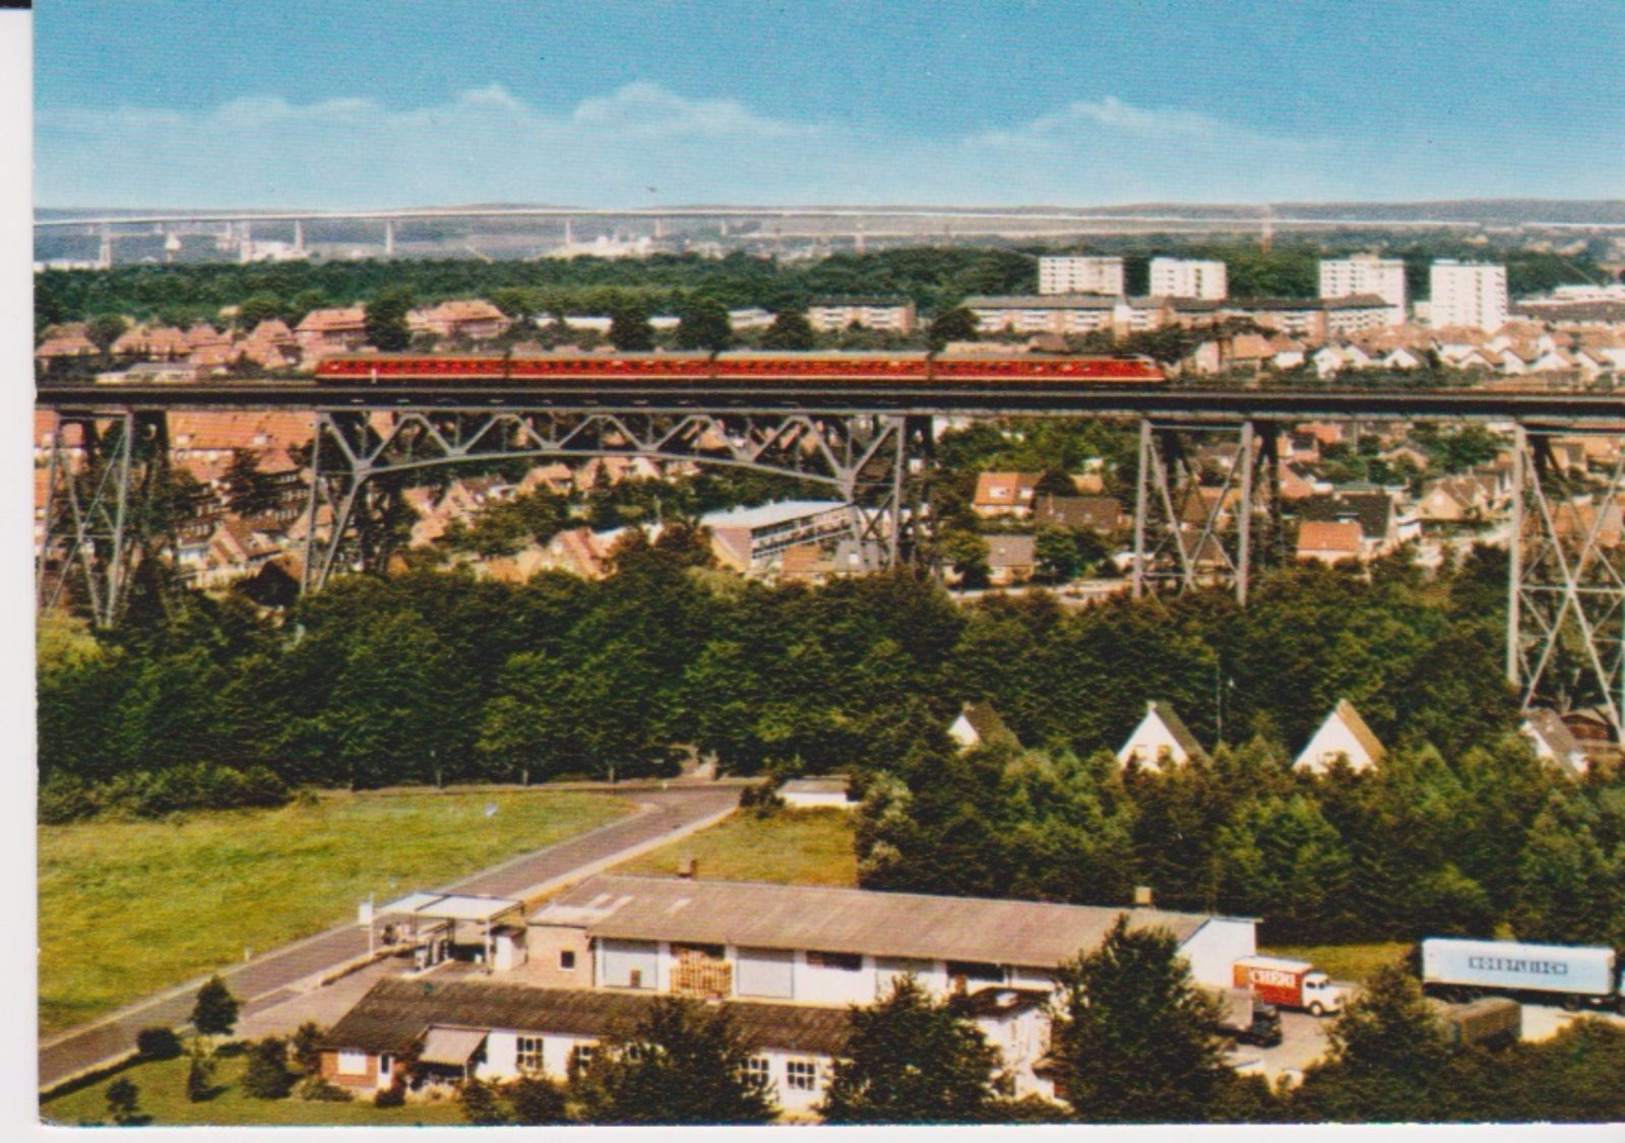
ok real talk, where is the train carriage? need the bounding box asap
[313,351,1165,386]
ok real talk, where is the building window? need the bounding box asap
[786,1059,819,1091]
[336,1050,368,1076]
[806,950,862,972]
[559,950,576,971]
[746,1056,771,1084]
[947,960,1006,986]
[570,1044,596,1072]
[517,1036,544,1074]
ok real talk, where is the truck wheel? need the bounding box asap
[1561,994,1581,1012]
[1309,1002,1324,1017]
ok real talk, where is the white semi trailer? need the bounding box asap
[1420,938,1624,1012]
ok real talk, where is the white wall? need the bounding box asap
[1294,715,1378,773]
[1179,918,1258,989]
[1116,708,1191,769]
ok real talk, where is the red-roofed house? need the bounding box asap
[295,307,369,357]
[973,472,1042,518]
[410,300,510,342]
[1296,520,1363,564]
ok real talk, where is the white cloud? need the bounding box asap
[35,83,1618,209]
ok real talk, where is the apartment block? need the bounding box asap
[1429,261,1508,332]
[1037,255,1124,296]
[1149,257,1228,300]
[1320,256,1407,326]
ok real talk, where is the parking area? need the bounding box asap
[1226,1010,1333,1082]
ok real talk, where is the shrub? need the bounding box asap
[298,1077,355,1102]
[105,1077,141,1125]
[190,976,240,1038]
[290,1021,324,1076]
[185,1052,216,1103]
[240,1036,296,1100]
[135,1026,182,1060]
[373,1080,406,1108]
[38,775,99,824]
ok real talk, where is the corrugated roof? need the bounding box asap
[320,978,851,1057]
[543,874,1211,967]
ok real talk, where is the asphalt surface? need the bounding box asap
[38,783,738,1092]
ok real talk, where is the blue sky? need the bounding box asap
[32,0,1625,209]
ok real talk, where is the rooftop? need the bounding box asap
[538,873,1218,968]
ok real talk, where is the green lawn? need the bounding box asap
[1262,941,1412,984]
[615,806,858,886]
[39,789,629,1036]
[41,1051,465,1127]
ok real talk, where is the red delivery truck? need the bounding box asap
[1233,956,1352,1016]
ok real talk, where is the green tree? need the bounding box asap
[937,528,991,589]
[190,975,240,1039]
[221,448,279,518]
[290,1021,324,1076]
[186,1047,217,1102]
[105,1076,142,1125]
[1047,915,1230,1122]
[609,302,656,351]
[509,1075,571,1124]
[760,308,816,350]
[460,1076,511,1125]
[86,313,128,354]
[236,292,286,331]
[1293,962,1454,1122]
[927,307,979,351]
[820,976,1010,1123]
[577,996,777,1125]
[241,1035,296,1099]
[364,287,414,352]
[1034,525,1082,583]
[675,294,734,351]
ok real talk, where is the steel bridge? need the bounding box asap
[34,381,1625,731]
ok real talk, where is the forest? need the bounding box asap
[34,238,1609,334]
[37,531,1625,950]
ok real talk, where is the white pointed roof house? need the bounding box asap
[1117,701,1208,771]
[1294,699,1386,774]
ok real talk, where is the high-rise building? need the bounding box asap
[1038,255,1124,296]
[1428,261,1508,332]
[1320,256,1407,326]
[1148,257,1228,300]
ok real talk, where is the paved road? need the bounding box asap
[38,784,738,1092]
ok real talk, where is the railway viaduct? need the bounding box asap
[33,379,1625,733]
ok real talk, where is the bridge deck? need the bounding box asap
[33,383,1625,423]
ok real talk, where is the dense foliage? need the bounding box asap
[819,976,1012,1123]
[39,534,1624,946]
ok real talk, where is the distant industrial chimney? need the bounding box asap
[1133,886,1154,908]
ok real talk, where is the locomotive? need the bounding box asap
[312,351,1166,386]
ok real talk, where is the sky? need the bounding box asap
[30,0,1625,210]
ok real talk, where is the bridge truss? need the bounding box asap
[299,406,935,591]
[34,396,1625,735]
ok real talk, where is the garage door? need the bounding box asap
[736,947,795,998]
[601,939,658,989]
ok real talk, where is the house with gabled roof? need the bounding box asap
[1294,700,1385,773]
[948,700,1018,751]
[1520,709,1589,779]
[973,471,1043,518]
[1117,701,1207,770]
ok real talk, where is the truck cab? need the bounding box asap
[1300,971,1350,1017]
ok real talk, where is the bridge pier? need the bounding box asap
[1131,417,1277,604]
[1507,422,1625,735]
[36,410,174,628]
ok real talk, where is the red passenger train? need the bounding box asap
[313,351,1166,386]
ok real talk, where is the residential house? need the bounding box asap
[295,306,370,358]
[1520,709,1590,779]
[780,777,854,810]
[985,534,1036,585]
[948,700,1017,751]
[1033,494,1122,534]
[1294,700,1386,773]
[973,472,1042,518]
[1295,520,1363,564]
[1295,491,1408,559]
[410,299,511,342]
[1116,701,1207,770]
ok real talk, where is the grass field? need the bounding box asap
[38,790,629,1036]
[1263,941,1412,984]
[615,806,858,886]
[41,1052,465,1127]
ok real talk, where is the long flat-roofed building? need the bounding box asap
[1320,255,1407,326]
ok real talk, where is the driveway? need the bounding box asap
[39,784,738,1092]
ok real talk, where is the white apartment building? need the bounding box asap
[1038,255,1124,296]
[1320,256,1407,326]
[1149,257,1228,300]
[806,296,916,333]
[1429,260,1508,332]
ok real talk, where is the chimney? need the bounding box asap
[1133,886,1154,908]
